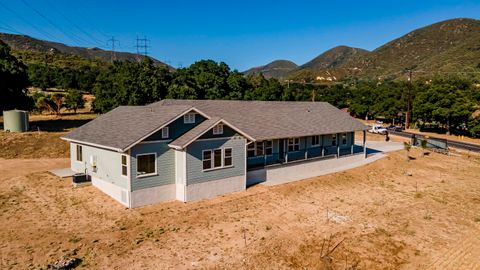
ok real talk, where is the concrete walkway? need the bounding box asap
[48,167,76,178]
[255,141,404,187]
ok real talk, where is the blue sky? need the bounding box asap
[0,0,479,70]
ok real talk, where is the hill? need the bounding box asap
[0,33,171,68]
[243,60,297,79]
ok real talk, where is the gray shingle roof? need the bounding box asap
[150,99,368,141]
[169,117,222,149]
[62,105,193,151]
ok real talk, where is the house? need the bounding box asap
[61,99,368,208]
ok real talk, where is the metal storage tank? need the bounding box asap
[3,110,29,132]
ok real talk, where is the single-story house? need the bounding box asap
[61,99,368,208]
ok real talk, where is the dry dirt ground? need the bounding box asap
[0,132,69,159]
[1,142,479,269]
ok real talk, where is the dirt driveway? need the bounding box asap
[1,149,479,269]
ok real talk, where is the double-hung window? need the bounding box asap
[311,135,320,146]
[184,113,195,124]
[265,140,273,155]
[202,150,212,170]
[331,134,337,146]
[213,124,223,135]
[341,133,347,145]
[76,145,83,162]
[213,149,222,168]
[224,148,232,166]
[137,153,156,177]
[288,138,300,152]
[161,127,169,139]
[121,155,128,176]
[202,148,233,170]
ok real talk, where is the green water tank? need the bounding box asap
[3,110,29,132]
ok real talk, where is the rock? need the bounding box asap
[48,257,82,270]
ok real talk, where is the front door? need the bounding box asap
[279,139,285,161]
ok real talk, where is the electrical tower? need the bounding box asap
[107,36,120,63]
[135,36,150,61]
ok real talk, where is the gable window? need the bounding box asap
[247,143,255,158]
[202,150,212,170]
[161,127,169,139]
[256,141,264,156]
[224,148,232,166]
[76,145,83,162]
[213,124,223,135]
[331,134,337,146]
[265,140,273,155]
[341,133,347,145]
[288,138,300,152]
[136,153,156,177]
[184,113,195,124]
[311,135,320,146]
[121,155,128,176]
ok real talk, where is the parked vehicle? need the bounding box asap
[368,124,388,134]
[386,125,404,132]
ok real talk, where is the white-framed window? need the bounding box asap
[224,148,232,166]
[213,124,223,135]
[202,150,212,170]
[247,143,255,158]
[121,155,128,176]
[341,133,347,145]
[256,141,264,156]
[288,138,300,152]
[311,135,320,146]
[76,145,83,162]
[184,113,195,124]
[161,127,169,139]
[202,148,233,171]
[331,134,337,146]
[136,153,157,177]
[265,140,273,155]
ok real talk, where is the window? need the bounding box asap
[247,143,255,158]
[288,138,300,152]
[331,134,337,146]
[161,127,169,139]
[121,155,128,176]
[202,150,212,170]
[341,133,347,145]
[213,124,223,135]
[224,148,232,166]
[137,153,156,176]
[265,140,273,155]
[76,145,83,162]
[311,135,320,146]
[214,149,222,168]
[184,113,195,124]
[256,141,264,156]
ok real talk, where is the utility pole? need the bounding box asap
[135,36,150,61]
[107,36,120,63]
[405,69,413,129]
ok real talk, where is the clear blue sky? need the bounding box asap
[0,0,479,70]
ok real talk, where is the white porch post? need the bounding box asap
[363,130,367,159]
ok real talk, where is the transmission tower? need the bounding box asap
[107,36,120,63]
[135,36,150,61]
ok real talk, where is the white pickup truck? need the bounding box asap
[368,125,388,134]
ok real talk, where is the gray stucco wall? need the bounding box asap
[186,136,246,185]
[130,142,175,191]
[70,143,128,189]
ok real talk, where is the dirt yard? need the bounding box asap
[0,131,69,159]
[1,141,479,269]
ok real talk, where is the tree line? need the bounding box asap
[1,40,479,137]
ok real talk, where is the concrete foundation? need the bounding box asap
[185,175,245,202]
[130,184,176,208]
[92,176,129,207]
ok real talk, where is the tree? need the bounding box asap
[0,40,32,113]
[64,90,85,113]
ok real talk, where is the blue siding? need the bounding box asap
[186,136,245,185]
[144,112,206,141]
[199,125,238,139]
[130,142,175,191]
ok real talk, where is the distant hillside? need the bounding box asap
[0,33,171,68]
[243,60,297,79]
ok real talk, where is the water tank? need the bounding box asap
[3,110,29,132]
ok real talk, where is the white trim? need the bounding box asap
[75,144,83,163]
[62,138,123,152]
[287,137,300,152]
[341,132,348,145]
[183,112,196,124]
[193,137,234,142]
[138,139,171,144]
[202,147,234,172]
[135,152,158,178]
[202,149,212,170]
[311,135,321,146]
[121,154,129,179]
[123,107,211,151]
[126,149,132,208]
[161,127,169,139]
[212,123,224,135]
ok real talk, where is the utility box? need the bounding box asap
[3,110,29,132]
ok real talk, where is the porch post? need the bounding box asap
[304,137,308,160]
[363,130,367,159]
[321,135,324,157]
[337,145,340,158]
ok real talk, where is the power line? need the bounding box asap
[135,35,150,61]
[107,36,120,62]
[0,1,57,41]
[20,0,89,46]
